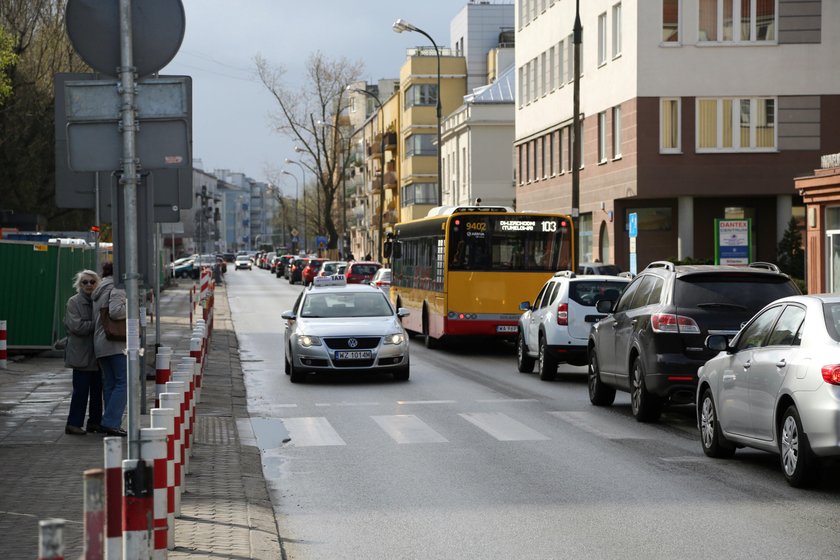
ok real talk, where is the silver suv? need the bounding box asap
[517,271,629,380]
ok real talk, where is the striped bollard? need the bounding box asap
[121,459,152,559]
[152,406,176,548]
[154,352,171,409]
[165,380,188,482]
[179,356,199,403]
[160,391,184,520]
[0,319,7,369]
[188,286,193,330]
[189,337,202,397]
[140,427,168,559]
[103,437,123,560]
[171,370,194,472]
[83,469,105,560]
[38,518,65,560]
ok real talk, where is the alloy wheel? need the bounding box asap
[700,397,715,450]
[781,415,799,477]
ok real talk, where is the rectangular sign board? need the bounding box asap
[715,219,752,265]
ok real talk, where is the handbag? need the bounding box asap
[100,306,126,341]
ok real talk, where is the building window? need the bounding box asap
[548,132,555,176]
[579,213,593,262]
[660,98,681,153]
[625,208,673,231]
[557,40,565,85]
[612,105,622,158]
[532,140,538,180]
[612,3,622,58]
[548,47,555,92]
[401,183,437,206]
[540,51,547,97]
[525,143,531,182]
[598,12,607,66]
[597,111,607,163]
[699,0,776,43]
[567,34,574,83]
[558,129,564,173]
[541,137,547,178]
[518,66,525,108]
[518,145,524,185]
[405,134,437,157]
[663,0,680,42]
[404,84,438,108]
[696,97,776,151]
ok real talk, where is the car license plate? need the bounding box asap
[496,325,517,333]
[335,350,371,360]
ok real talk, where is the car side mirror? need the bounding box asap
[705,334,729,352]
[397,307,410,318]
[596,299,614,313]
[281,310,296,321]
[519,301,531,312]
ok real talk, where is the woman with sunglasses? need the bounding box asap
[64,269,103,435]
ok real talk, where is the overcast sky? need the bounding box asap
[161,0,465,188]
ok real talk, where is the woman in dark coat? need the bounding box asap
[64,269,103,435]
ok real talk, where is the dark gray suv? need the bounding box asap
[587,261,801,422]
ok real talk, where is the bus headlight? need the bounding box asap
[383,333,405,345]
[298,335,321,347]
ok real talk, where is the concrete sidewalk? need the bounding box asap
[0,282,283,559]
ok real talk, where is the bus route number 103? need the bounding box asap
[541,220,558,232]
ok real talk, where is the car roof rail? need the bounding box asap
[748,261,781,273]
[644,260,675,271]
[618,271,636,279]
[553,270,576,279]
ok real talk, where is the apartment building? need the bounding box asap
[514,0,840,270]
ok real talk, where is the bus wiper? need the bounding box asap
[696,302,747,311]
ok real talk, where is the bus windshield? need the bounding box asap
[448,214,571,272]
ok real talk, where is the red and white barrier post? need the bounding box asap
[38,519,65,560]
[170,370,194,473]
[83,468,105,560]
[122,459,152,559]
[164,381,187,493]
[140,427,168,559]
[151,405,176,549]
[0,319,7,369]
[103,437,123,560]
[154,350,171,409]
[188,287,193,330]
[189,337,202,398]
[160,391,184,520]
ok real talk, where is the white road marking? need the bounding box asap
[459,412,549,441]
[547,411,648,440]
[315,402,381,407]
[397,400,457,405]
[476,398,539,403]
[281,417,346,447]
[372,415,449,444]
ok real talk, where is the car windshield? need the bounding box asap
[675,274,799,312]
[301,292,393,318]
[350,264,380,275]
[824,302,840,342]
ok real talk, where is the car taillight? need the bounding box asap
[651,313,700,334]
[556,303,568,326]
[821,365,840,385]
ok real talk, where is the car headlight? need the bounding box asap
[383,333,405,345]
[297,335,321,347]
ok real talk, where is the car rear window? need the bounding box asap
[350,264,380,275]
[824,303,840,342]
[675,274,799,313]
[569,281,628,306]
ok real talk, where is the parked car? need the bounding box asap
[269,255,283,274]
[518,271,630,380]
[697,294,840,487]
[345,261,382,284]
[234,255,252,270]
[170,256,195,278]
[577,262,621,276]
[318,260,347,277]
[276,255,295,278]
[587,261,801,422]
[302,258,327,286]
[261,252,276,270]
[370,267,392,296]
[336,263,347,275]
[287,257,307,284]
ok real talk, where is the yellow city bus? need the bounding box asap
[388,206,574,347]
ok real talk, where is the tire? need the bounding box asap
[284,353,291,375]
[630,356,662,422]
[699,389,736,458]
[289,366,305,383]
[393,365,410,381]
[588,349,616,406]
[780,405,817,487]
[516,332,535,373]
[538,335,558,381]
[423,308,440,349]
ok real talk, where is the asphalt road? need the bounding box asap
[225,267,840,560]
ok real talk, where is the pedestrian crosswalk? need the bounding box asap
[256,408,669,449]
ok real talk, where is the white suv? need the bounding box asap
[517,271,629,380]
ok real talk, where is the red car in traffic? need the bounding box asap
[344,261,382,284]
[301,258,327,286]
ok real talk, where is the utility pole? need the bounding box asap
[572,0,582,272]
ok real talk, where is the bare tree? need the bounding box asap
[255,51,363,252]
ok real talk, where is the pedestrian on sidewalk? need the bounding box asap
[92,262,128,437]
[64,269,103,436]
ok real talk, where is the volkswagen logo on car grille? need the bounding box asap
[348,338,358,348]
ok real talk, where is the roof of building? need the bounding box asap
[464,64,515,104]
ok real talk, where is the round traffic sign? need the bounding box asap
[66,0,186,78]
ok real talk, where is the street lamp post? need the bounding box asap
[285,158,307,252]
[393,18,442,207]
[281,170,300,253]
[572,0,582,272]
[294,146,321,243]
[345,86,387,261]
